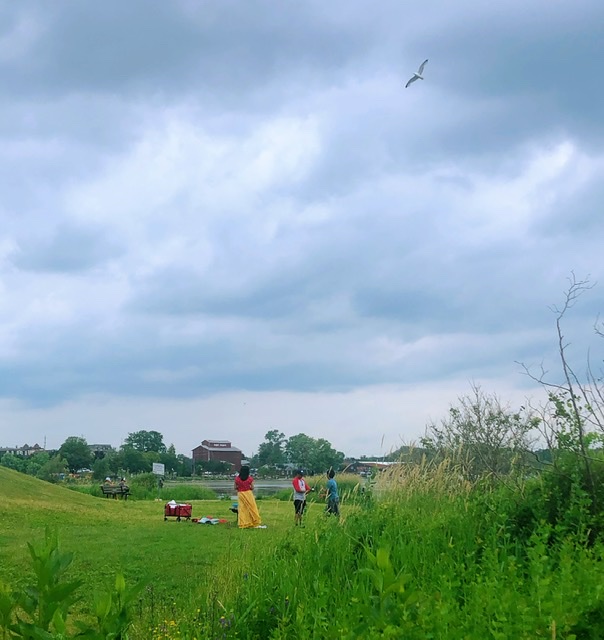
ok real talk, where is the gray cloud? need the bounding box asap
[12,223,123,273]
[1,1,604,456]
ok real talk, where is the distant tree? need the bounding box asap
[176,454,192,477]
[92,457,110,481]
[159,445,180,476]
[308,438,345,473]
[37,455,69,483]
[285,433,315,470]
[119,447,150,474]
[0,453,26,473]
[255,430,286,467]
[59,437,94,473]
[102,451,121,477]
[422,384,537,481]
[25,452,50,477]
[143,451,160,468]
[123,430,166,453]
[197,460,231,474]
[256,465,280,478]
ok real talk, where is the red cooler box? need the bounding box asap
[164,502,192,521]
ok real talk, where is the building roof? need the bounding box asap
[193,443,242,452]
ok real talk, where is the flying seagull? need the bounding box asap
[405,59,428,88]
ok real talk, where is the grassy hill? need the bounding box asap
[0,466,293,629]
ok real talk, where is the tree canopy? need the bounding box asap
[255,430,286,467]
[58,436,93,473]
[122,430,166,453]
[253,430,345,473]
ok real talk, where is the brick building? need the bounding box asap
[192,440,243,470]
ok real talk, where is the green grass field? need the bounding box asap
[4,464,604,638]
[0,466,313,638]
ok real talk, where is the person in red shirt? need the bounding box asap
[234,465,264,529]
[292,469,313,526]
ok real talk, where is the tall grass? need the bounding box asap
[167,459,604,639]
[272,473,367,505]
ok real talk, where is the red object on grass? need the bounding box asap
[164,502,192,521]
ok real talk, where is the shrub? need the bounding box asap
[497,452,604,544]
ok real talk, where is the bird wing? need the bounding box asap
[405,75,418,88]
[417,59,428,75]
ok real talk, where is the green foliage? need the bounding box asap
[196,460,231,474]
[255,465,281,478]
[123,430,166,453]
[254,430,286,467]
[66,477,219,501]
[0,528,144,639]
[36,455,68,483]
[59,437,94,474]
[9,453,604,638]
[122,472,156,494]
[158,445,185,475]
[272,474,367,505]
[422,385,537,481]
[197,478,604,639]
[498,451,604,544]
[118,448,150,474]
[285,433,345,473]
[24,452,50,477]
[92,457,110,481]
[1,453,27,473]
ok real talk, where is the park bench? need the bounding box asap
[100,484,130,500]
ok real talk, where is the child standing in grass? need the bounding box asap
[234,466,265,529]
[292,470,313,526]
[325,469,340,517]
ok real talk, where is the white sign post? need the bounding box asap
[152,463,165,500]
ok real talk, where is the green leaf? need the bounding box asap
[376,547,391,572]
[115,573,126,594]
[52,608,67,635]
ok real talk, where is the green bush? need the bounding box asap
[65,477,218,501]
[496,452,604,544]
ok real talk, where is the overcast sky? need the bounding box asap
[1,1,604,459]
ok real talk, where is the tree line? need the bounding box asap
[0,430,193,481]
[250,430,345,475]
[0,428,347,482]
